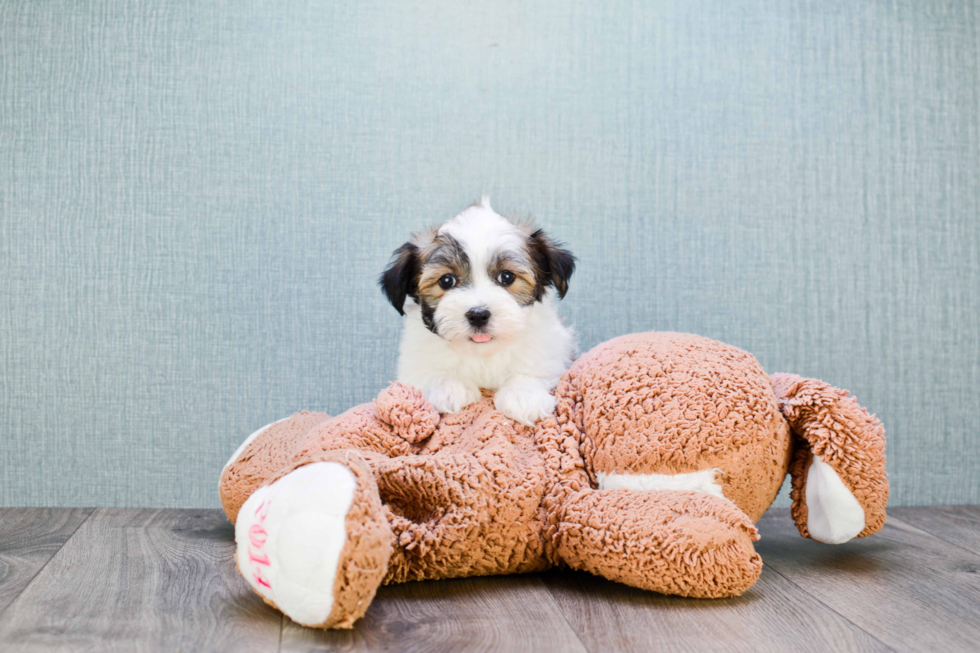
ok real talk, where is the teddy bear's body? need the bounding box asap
[220,332,887,629]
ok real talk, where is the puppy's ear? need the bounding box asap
[379,243,420,315]
[529,229,576,299]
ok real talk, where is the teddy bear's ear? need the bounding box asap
[528,229,576,300]
[379,242,420,315]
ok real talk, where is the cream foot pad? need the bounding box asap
[235,462,356,626]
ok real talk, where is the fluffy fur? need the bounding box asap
[379,197,576,426]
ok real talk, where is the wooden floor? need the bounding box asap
[0,507,978,652]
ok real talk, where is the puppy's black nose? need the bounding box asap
[465,307,491,327]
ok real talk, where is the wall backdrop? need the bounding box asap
[2,0,978,508]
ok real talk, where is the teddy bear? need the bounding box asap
[219,331,887,629]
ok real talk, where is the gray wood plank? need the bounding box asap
[3,507,979,652]
[891,506,980,556]
[0,508,93,616]
[280,574,588,653]
[755,508,980,653]
[0,509,282,653]
[541,566,889,653]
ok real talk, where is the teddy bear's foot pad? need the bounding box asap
[235,462,357,627]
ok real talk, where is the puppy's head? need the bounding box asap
[380,197,575,355]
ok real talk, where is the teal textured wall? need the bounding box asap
[2,1,978,507]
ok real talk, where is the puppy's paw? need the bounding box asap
[494,378,557,426]
[423,378,482,414]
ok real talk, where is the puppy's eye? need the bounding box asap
[496,270,516,286]
[438,274,457,290]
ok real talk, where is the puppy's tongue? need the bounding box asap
[470,333,493,343]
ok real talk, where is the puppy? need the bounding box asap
[379,197,576,426]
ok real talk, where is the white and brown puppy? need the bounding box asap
[380,197,576,426]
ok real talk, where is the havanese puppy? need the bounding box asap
[379,197,576,426]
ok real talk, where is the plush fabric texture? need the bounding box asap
[566,332,793,522]
[556,489,763,598]
[771,373,889,539]
[234,453,392,628]
[220,331,889,629]
[220,411,332,524]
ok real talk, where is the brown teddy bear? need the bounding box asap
[220,332,887,629]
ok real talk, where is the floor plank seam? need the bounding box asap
[887,515,980,559]
[0,508,96,621]
[277,613,284,653]
[760,562,898,653]
[536,575,592,653]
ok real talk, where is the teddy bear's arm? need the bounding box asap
[374,439,551,585]
[771,374,888,543]
[372,452,492,584]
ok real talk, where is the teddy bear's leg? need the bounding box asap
[222,383,441,524]
[555,488,762,598]
[220,411,333,523]
[771,374,888,544]
[234,450,393,629]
